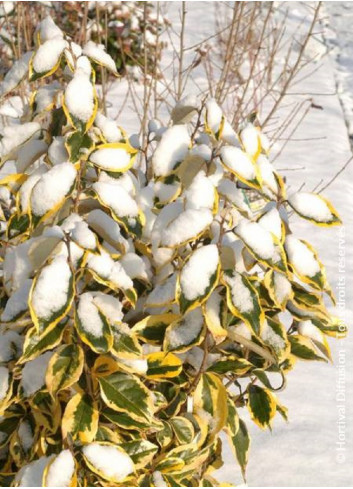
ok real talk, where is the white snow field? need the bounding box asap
[110,2,353,486]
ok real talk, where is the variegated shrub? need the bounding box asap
[0,18,346,487]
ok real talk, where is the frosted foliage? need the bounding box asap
[82,443,134,482]
[297,320,323,342]
[241,123,260,156]
[257,155,278,193]
[230,322,252,340]
[152,125,190,176]
[93,181,139,217]
[78,293,104,337]
[180,245,219,300]
[0,52,32,96]
[0,367,9,401]
[86,209,124,246]
[205,290,222,328]
[121,253,150,281]
[236,219,276,260]
[83,41,117,73]
[3,240,33,293]
[0,122,40,158]
[185,171,215,210]
[258,208,282,240]
[19,166,47,213]
[220,146,256,180]
[288,192,333,222]
[90,147,131,171]
[217,178,248,211]
[206,99,223,133]
[1,279,32,322]
[32,38,67,74]
[161,208,213,247]
[18,421,34,451]
[0,329,23,362]
[65,68,95,122]
[261,320,285,350]
[87,251,133,290]
[38,16,63,42]
[16,139,48,173]
[48,137,68,165]
[167,309,203,349]
[152,471,167,487]
[285,236,320,277]
[95,113,122,142]
[147,274,177,306]
[31,162,76,217]
[119,357,148,374]
[71,221,97,250]
[154,180,180,203]
[21,351,54,397]
[224,272,253,313]
[92,293,123,323]
[273,272,292,303]
[46,450,75,487]
[15,456,53,487]
[31,255,72,320]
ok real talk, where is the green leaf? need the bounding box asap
[66,130,94,163]
[133,314,180,346]
[111,323,142,358]
[99,372,153,423]
[235,220,288,273]
[146,352,183,379]
[164,309,204,353]
[29,391,61,433]
[170,416,195,444]
[49,107,66,137]
[45,343,84,397]
[177,245,220,314]
[261,317,290,363]
[19,321,67,363]
[156,421,174,448]
[289,335,326,362]
[194,373,228,437]
[29,256,74,331]
[225,397,240,436]
[227,418,250,481]
[207,356,252,375]
[75,293,113,354]
[120,439,158,469]
[223,270,264,335]
[102,407,162,432]
[62,392,99,443]
[6,213,30,239]
[247,385,276,429]
[287,192,341,227]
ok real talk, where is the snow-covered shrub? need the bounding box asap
[0,2,166,79]
[0,18,346,487]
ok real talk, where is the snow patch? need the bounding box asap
[285,236,320,278]
[31,162,76,217]
[77,293,104,338]
[152,125,190,177]
[31,255,72,321]
[21,351,54,397]
[180,245,219,300]
[45,449,75,487]
[82,443,134,482]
